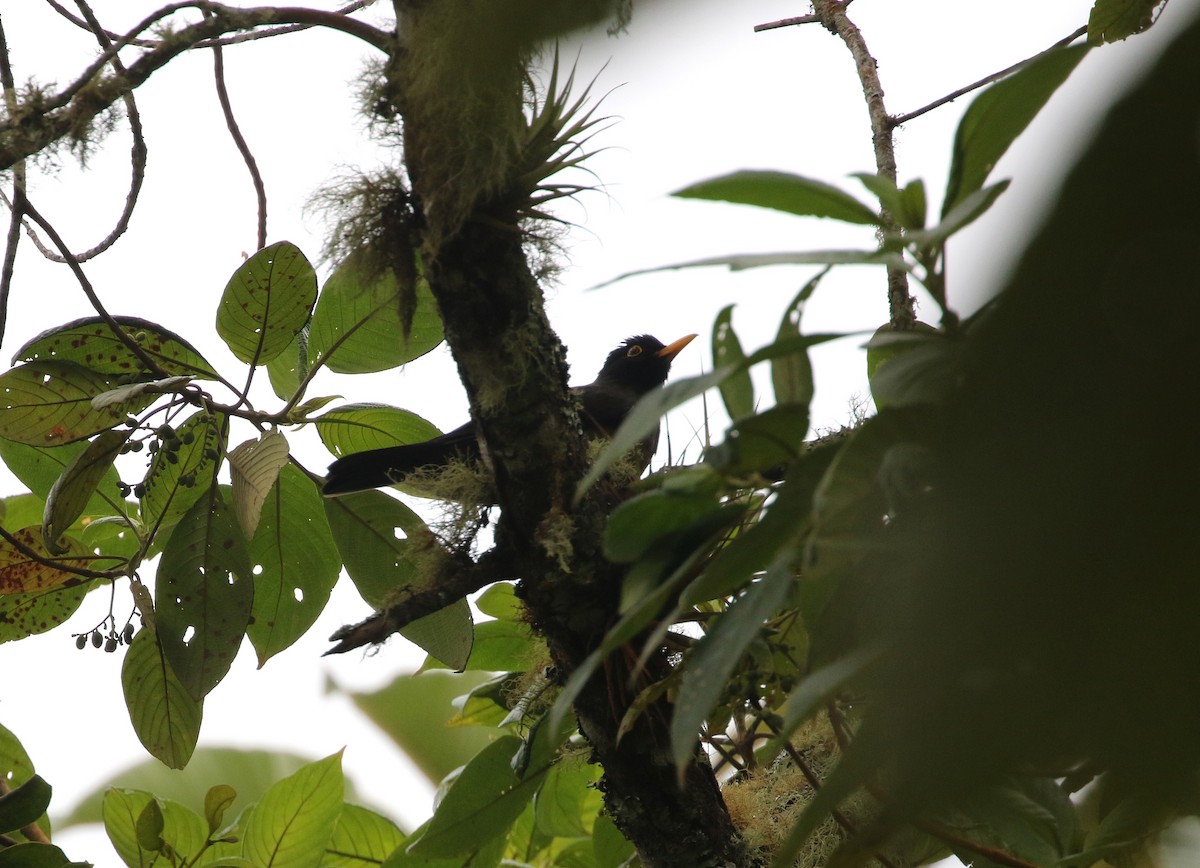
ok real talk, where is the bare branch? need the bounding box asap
[0,15,24,346]
[811,0,915,328]
[0,3,391,171]
[891,26,1088,127]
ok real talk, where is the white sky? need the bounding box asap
[0,1,1188,863]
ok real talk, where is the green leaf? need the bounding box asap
[0,775,52,835]
[314,404,442,457]
[595,248,903,289]
[706,403,811,476]
[332,670,496,786]
[90,375,193,412]
[474,582,521,621]
[773,648,879,747]
[246,466,340,666]
[266,330,308,402]
[308,249,443,374]
[407,736,545,858]
[204,785,237,835]
[215,241,317,365]
[670,555,796,773]
[0,361,153,446]
[155,491,252,701]
[853,174,927,231]
[603,488,721,563]
[0,583,88,645]
[318,804,404,867]
[227,430,291,540]
[134,800,164,852]
[674,170,881,225]
[42,429,130,552]
[0,439,127,518]
[241,751,344,868]
[592,812,635,867]
[770,270,824,407]
[533,760,597,838]
[944,45,1088,214]
[0,842,79,867]
[909,180,1010,248]
[13,315,220,379]
[104,789,160,868]
[0,723,36,800]
[866,323,958,409]
[460,619,539,672]
[711,306,753,421]
[121,626,203,769]
[1088,0,1165,43]
[139,411,226,537]
[60,749,323,831]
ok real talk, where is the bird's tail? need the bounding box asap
[322,427,479,496]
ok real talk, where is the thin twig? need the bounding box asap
[0,15,24,347]
[13,0,151,265]
[891,26,1088,127]
[753,14,820,32]
[811,0,915,328]
[19,198,169,378]
[210,24,269,251]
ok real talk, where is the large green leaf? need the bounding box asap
[308,250,443,374]
[13,315,219,380]
[241,751,344,868]
[319,803,405,866]
[603,488,722,564]
[121,627,203,770]
[246,466,340,667]
[155,491,252,701]
[407,736,545,858]
[215,241,317,366]
[0,361,153,446]
[0,774,52,835]
[674,170,881,225]
[314,403,442,456]
[943,44,1088,214]
[323,491,473,669]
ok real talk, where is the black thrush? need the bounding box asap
[321,334,697,496]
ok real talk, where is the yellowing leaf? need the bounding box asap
[228,430,290,540]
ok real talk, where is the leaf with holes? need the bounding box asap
[216,241,317,365]
[122,627,202,769]
[308,249,443,374]
[0,360,154,446]
[13,315,219,379]
[241,751,343,868]
[324,491,473,669]
[771,270,824,407]
[155,492,252,702]
[246,466,339,667]
[712,306,753,422]
[227,430,290,540]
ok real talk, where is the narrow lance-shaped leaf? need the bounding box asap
[155,491,253,702]
[712,306,754,422]
[943,44,1088,214]
[42,429,131,553]
[674,170,882,225]
[593,248,904,290]
[670,554,797,774]
[771,269,826,407]
[216,241,317,366]
[0,360,154,446]
[13,315,220,379]
[121,627,203,770]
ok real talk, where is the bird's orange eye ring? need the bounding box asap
[626,345,643,358]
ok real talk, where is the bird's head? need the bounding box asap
[596,334,697,394]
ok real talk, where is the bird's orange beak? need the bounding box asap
[656,333,698,361]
